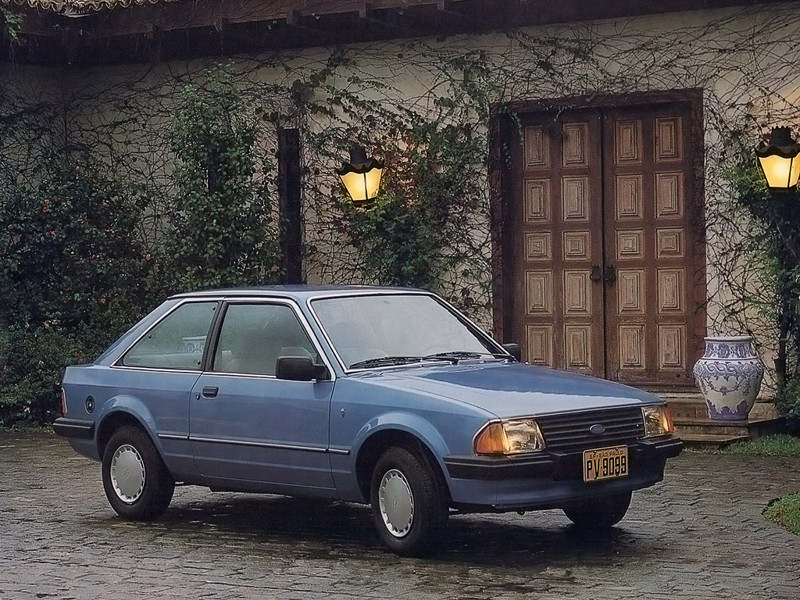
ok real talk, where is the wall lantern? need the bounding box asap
[336,145,384,205]
[756,127,800,191]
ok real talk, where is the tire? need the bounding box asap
[562,491,632,529]
[101,425,175,521]
[370,446,448,557]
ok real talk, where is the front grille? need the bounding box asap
[537,406,644,453]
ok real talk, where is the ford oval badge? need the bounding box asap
[589,423,605,435]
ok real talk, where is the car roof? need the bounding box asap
[168,285,427,302]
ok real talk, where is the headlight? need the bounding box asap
[642,405,675,437]
[474,419,546,455]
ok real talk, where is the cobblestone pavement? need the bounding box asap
[1,430,799,600]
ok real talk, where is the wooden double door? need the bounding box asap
[507,101,705,386]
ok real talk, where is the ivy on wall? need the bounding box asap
[717,141,800,429]
[164,68,282,291]
[0,8,22,42]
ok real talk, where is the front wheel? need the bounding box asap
[101,425,175,521]
[562,491,632,529]
[370,446,448,556]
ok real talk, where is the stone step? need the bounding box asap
[660,394,785,447]
[674,432,750,447]
[663,396,780,420]
[674,417,754,437]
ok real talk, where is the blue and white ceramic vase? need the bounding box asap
[692,335,764,421]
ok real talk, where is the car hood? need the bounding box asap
[358,361,662,418]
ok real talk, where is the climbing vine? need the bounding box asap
[717,138,800,429]
[0,8,22,42]
[163,67,282,291]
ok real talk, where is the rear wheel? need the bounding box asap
[102,425,174,521]
[370,446,448,556]
[562,491,632,529]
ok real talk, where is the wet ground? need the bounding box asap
[1,430,799,599]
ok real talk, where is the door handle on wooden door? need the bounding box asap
[590,265,602,282]
[604,264,616,285]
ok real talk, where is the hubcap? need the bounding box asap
[378,468,414,538]
[110,444,146,504]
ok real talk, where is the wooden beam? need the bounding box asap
[68,0,448,39]
[435,0,487,27]
[12,9,60,37]
[284,9,302,27]
[357,2,423,35]
[8,0,785,65]
[278,127,304,285]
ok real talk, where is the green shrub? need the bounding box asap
[0,160,153,327]
[724,433,800,456]
[343,190,441,289]
[763,492,800,536]
[0,324,95,424]
[776,379,800,434]
[163,68,281,291]
[0,159,154,426]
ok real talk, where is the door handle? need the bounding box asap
[201,386,219,398]
[590,265,602,282]
[604,264,616,285]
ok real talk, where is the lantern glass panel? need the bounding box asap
[758,154,800,190]
[340,167,383,203]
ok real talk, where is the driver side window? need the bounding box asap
[213,303,315,376]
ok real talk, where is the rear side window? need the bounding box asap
[121,302,217,370]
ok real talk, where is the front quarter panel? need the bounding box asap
[328,376,493,501]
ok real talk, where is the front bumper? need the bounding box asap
[442,436,683,511]
[444,437,682,480]
[52,417,95,440]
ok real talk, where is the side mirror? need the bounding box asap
[275,356,330,381]
[502,343,521,362]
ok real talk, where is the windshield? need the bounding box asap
[311,293,502,369]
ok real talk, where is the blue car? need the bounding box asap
[54,286,682,556]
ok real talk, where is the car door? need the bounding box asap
[189,300,336,495]
[117,300,218,477]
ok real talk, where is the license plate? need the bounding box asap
[583,446,629,482]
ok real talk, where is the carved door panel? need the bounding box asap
[512,103,703,385]
[603,105,700,384]
[515,111,606,377]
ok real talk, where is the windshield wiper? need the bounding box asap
[350,351,507,369]
[422,351,483,363]
[349,356,424,369]
[349,354,466,369]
